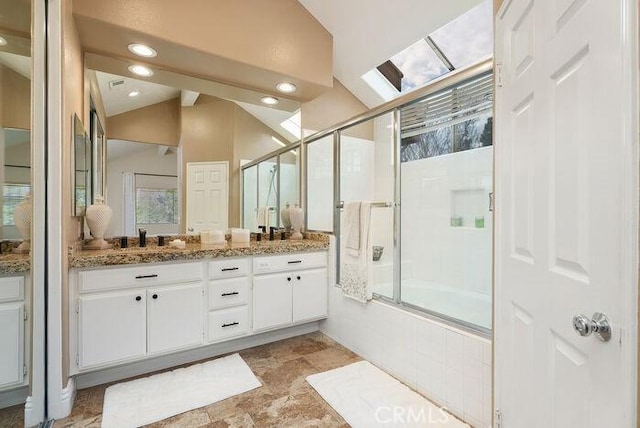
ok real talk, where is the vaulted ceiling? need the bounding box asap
[298,0,483,107]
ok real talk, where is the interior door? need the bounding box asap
[186,161,228,234]
[495,0,637,427]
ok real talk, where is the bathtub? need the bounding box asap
[372,278,491,330]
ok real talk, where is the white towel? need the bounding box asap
[344,201,361,252]
[256,206,270,228]
[339,201,373,302]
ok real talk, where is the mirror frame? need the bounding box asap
[72,114,91,216]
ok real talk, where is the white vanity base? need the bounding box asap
[74,321,319,389]
[0,385,28,409]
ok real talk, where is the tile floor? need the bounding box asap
[0,402,24,428]
[55,332,362,427]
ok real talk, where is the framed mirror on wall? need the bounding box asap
[90,106,105,199]
[0,0,47,424]
[73,114,92,216]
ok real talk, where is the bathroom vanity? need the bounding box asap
[0,253,31,408]
[67,238,329,379]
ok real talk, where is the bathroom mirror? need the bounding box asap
[90,67,300,235]
[90,108,105,198]
[105,139,179,237]
[0,0,44,424]
[73,114,90,216]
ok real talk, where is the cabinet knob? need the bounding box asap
[287,277,292,282]
[296,276,301,280]
[135,295,142,301]
[152,294,158,299]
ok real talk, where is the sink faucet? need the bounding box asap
[139,228,147,247]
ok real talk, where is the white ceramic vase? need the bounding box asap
[85,194,113,250]
[289,204,304,240]
[281,202,292,231]
[13,192,31,254]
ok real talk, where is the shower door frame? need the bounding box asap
[301,58,494,337]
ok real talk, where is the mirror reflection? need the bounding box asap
[0,0,34,424]
[90,69,301,238]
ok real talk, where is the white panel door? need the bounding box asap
[186,161,228,234]
[495,0,637,427]
[79,290,146,368]
[292,268,328,323]
[253,273,293,331]
[0,303,24,388]
[147,283,203,355]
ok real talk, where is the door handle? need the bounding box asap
[188,227,194,232]
[572,312,612,342]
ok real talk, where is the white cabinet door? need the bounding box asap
[79,290,146,368]
[253,273,292,331]
[292,268,327,323]
[0,303,24,389]
[147,283,203,355]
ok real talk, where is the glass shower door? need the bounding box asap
[339,113,395,299]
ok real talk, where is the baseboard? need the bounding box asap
[0,386,28,409]
[74,322,320,389]
[59,378,75,418]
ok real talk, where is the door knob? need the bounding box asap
[572,312,612,342]
[188,227,194,232]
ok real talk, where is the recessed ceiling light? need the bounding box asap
[128,89,141,97]
[128,43,157,58]
[0,36,7,46]
[261,96,279,105]
[276,82,296,93]
[128,64,153,77]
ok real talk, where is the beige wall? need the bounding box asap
[0,65,30,130]
[85,69,107,129]
[301,78,374,140]
[61,0,84,385]
[72,0,333,101]
[180,95,292,228]
[180,95,235,227]
[107,98,180,146]
[493,0,504,13]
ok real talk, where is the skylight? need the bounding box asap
[363,0,493,99]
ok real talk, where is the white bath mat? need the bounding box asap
[306,361,469,428]
[101,353,261,427]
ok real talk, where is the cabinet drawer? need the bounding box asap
[208,306,249,342]
[0,277,24,303]
[208,258,250,279]
[79,262,203,293]
[208,278,249,310]
[253,252,327,274]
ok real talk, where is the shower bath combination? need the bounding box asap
[257,164,278,229]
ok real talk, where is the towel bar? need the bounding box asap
[335,201,395,209]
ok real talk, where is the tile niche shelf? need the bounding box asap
[450,188,488,229]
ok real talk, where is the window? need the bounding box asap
[3,183,31,226]
[134,174,179,225]
[363,0,493,99]
[400,72,493,162]
[136,188,178,224]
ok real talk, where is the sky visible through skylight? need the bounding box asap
[371,0,492,95]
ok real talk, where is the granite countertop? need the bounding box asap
[0,253,30,274]
[69,233,331,269]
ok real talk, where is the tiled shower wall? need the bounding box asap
[321,237,492,428]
